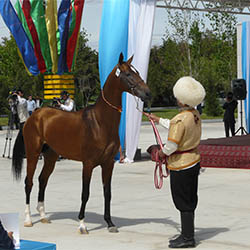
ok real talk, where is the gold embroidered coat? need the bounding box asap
[167,109,201,170]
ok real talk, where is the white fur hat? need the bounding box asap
[173,76,206,107]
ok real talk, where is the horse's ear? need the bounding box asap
[119,53,124,65]
[127,55,134,65]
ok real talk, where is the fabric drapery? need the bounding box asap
[21,0,47,73]
[57,0,71,74]
[99,0,155,160]
[99,0,130,153]
[0,0,39,75]
[45,0,58,74]
[125,0,156,162]
[28,0,52,72]
[15,0,34,47]
[67,0,85,72]
[242,22,250,132]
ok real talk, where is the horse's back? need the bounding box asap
[23,106,103,161]
[23,107,84,145]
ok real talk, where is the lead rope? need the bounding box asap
[148,117,169,189]
[132,95,169,189]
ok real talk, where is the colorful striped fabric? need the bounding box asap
[15,0,34,48]
[28,0,52,72]
[67,0,85,72]
[0,0,39,75]
[0,0,85,76]
[45,0,58,74]
[21,0,46,73]
[58,0,71,74]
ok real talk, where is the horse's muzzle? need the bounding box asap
[141,89,151,102]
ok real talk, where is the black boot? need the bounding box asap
[168,234,195,248]
[169,212,196,248]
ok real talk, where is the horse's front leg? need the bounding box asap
[78,164,93,234]
[101,161,118,233]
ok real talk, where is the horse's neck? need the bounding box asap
[95,73,123,125]
[103,73,123,106]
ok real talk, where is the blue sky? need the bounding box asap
[0,0,169,50]
[0,0,250,51]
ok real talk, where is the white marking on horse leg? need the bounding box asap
[36,201,51,223]
[24,205,33,227]
[78,219,89,234]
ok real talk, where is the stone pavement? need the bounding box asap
[0,120,250,250]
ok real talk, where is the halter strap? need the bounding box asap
[101,90,122,113]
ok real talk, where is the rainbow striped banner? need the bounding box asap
[0,0,85,76]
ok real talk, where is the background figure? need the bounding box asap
[57,91,75,112]
[0,220,14,250]
[35,96,43,108]
[13,90,29,130]
[223,92,238,137]
[8,94,19,129]
[196,103,202,115]
[27,95,36,116]
[56,91,75,161]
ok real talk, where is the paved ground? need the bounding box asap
[1,120,250,250]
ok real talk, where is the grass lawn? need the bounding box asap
[0,116,9,127]
[141,108,223,121]
[0,108,223,127]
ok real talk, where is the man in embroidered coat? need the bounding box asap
[149,76,206,248]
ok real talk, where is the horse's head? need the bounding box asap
[115,53,151,102]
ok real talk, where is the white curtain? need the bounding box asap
[125,0,156,162]
[241,22,250,132]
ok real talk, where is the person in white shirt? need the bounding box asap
[27,95,36,116]
[57,91,75,112]
[13,90,29,130]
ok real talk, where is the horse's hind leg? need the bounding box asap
[24,152,40,227]
[101,161,118,233]
[37,148,58,224]
[78,164,93,234]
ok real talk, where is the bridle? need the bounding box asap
[101,90,122,113]
[101,64,144,113]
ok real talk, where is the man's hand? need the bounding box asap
[144,113,160,124]
[56,100,61,108]
[158,149,166,159]
[8,231,14,240]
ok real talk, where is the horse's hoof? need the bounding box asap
[108,226,119,233]
[24,221,33,227]
[78,227,89,234]
[41,218,51,224]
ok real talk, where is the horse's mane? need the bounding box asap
[81,104,96,120]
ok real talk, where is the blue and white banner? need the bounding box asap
[126,0,156,162]
[99,0,129,156]
[99,0,156,162]
[241,22,250,132]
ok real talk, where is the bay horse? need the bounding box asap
[12,53,151,234]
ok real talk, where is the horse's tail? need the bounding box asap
[12,129,25,180]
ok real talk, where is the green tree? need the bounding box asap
[0,29,100,114]
[147,9,237,115]
[147,38,181,106]
[74,29,100,109]
[0,36,43,114]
